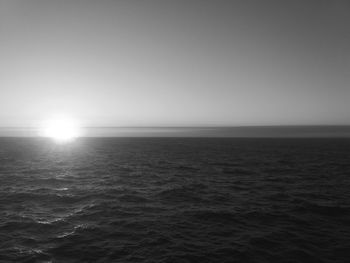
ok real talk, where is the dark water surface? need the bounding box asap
[0,138,349,262]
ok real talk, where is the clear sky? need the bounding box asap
[1,0,349,127]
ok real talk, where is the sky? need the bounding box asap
[0,0,349,127]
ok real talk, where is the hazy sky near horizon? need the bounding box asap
[1,0,349,127]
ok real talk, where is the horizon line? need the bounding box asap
[1,125,350,129]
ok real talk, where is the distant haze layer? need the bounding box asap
[1,126,350,138]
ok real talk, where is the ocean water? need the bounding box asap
[0,138,349,263]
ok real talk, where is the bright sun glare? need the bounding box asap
[41,118,81,143]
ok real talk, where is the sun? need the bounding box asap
[41,118,81,143]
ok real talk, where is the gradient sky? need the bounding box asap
[1,0,349,127]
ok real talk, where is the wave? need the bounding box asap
[0,138,349,262]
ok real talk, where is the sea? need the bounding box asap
[0,137,349,262]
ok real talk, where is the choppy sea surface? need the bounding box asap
[0,138,349,263]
